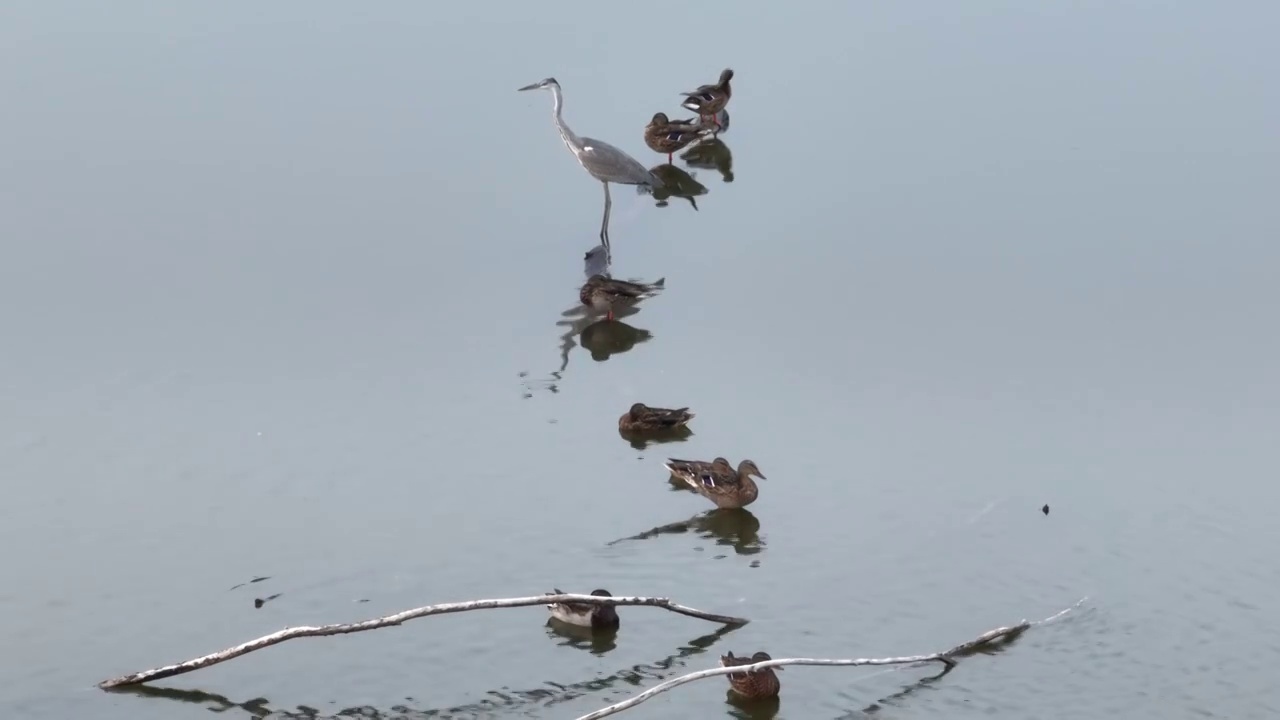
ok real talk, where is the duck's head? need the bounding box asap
[739,459,766,480]
[719,68,735,85]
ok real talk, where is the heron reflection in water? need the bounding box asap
[518,77,662,261]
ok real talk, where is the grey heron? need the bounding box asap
[517,77,660,253]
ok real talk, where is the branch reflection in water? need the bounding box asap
[681,137,734,183]
[608,506,765,557]
[114,625,740,719]
[648,163,708,210]
[831,624,1034,718]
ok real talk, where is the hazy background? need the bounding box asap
[2,1,1278,718]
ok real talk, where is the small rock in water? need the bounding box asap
[1042,504,1050,516]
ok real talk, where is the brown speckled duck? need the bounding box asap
[680,68,734,130]
[721,651,782,699]
[664,457,766,509]
[545,588,620,630]
[618,403,695,433]
[644,112,708,163]
[580,274,665,321]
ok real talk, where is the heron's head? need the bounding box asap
[518,77,559,92]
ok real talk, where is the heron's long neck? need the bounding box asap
[549,85,582,156]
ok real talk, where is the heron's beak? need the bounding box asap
[517,82,540,92]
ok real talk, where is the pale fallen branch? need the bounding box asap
[575,597,1088,720]
[98,593,747,689]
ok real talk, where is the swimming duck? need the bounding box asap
[721,651,782,699]
[580,274,665,321]
[618,403,695,433]
[644,112,708,163]
[545,588,620,630]
[664,457,766,509]
[680,69,734,130]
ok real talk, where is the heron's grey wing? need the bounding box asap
[579,136,657,186]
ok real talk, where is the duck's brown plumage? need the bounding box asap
[680,68,734,124]
[665,457,766,509]
[618,403,695,432]
[721,651,782,699]
[644,112,707,162]
[580,274,665,320]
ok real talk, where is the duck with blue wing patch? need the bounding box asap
[679,68,734,131]
[665,457,767,509]
[644,112,712,164]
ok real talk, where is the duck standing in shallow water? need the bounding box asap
[545,588,620,630]
[721,651,782,699]
[679,68,734,130]
[644,112,708,163]
[618,403,695,433]
[580,274,665,321]
[664,457,766,509]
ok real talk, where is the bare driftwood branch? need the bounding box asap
[98,593,748,689]
[575,598,1088,720]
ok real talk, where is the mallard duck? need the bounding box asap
[680,69,734,130]
[665,457,766,509]
[644,112,708,163]
[721,651,782,699]
[618,403,695,433]
[580,274,665,321]
[545,588,620,630]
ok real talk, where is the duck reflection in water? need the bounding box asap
[681,135,734,183]
[726,692,781,720]
[649,163,708,209]
[581,316,653,361]
[542,300,653,391]
[608,506,765,556]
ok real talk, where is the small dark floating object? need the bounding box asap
[1042,504,1050,516]
[254,598,264,608]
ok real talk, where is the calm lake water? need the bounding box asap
[3,2,1279,718]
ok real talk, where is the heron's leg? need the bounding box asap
[600,181,613,249]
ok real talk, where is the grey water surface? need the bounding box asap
[3,2,1279,719]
